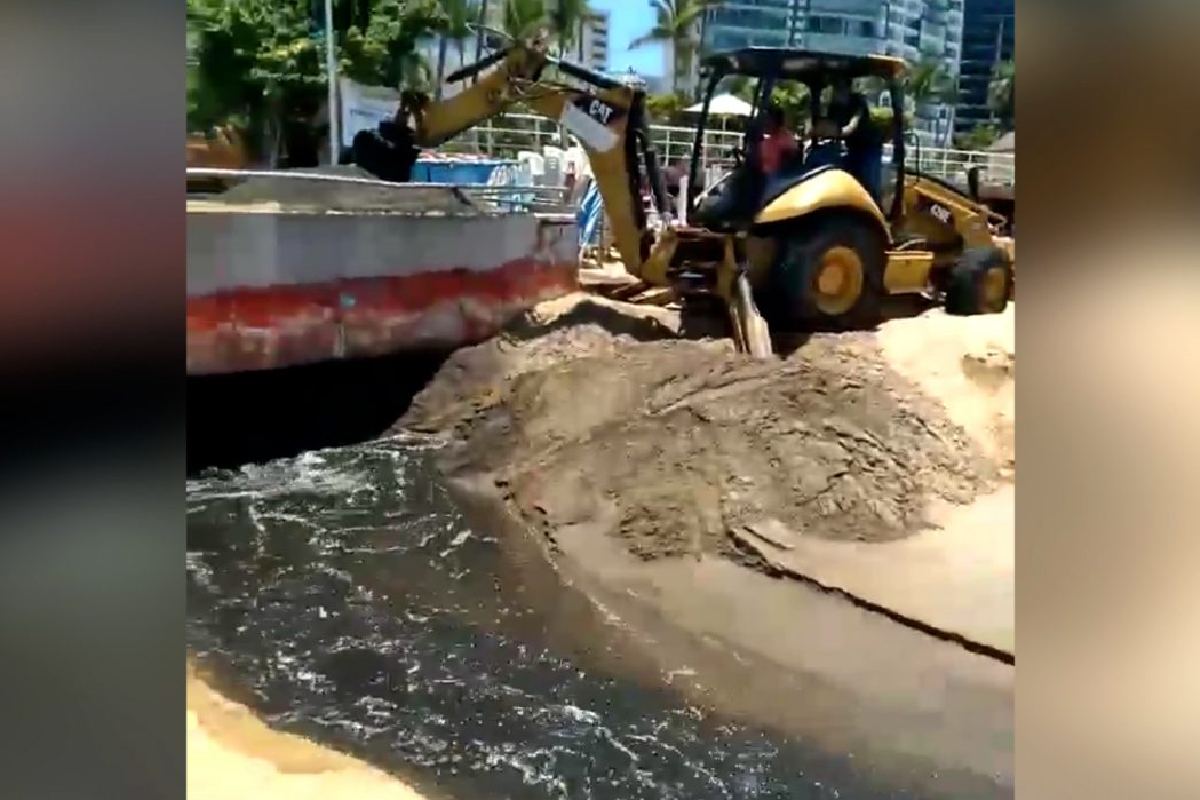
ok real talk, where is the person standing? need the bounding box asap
[827,78,884,201]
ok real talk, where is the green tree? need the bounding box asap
[498,0,590,56]
[904,52,958,142]
[988,60,1014,131]
[547,0,593,61]
[631,0,721,96]
[337,0,447,89]
[955,122,1001,150]
[644,91,690,124]
[187,0,447,163]
[187,0,269,136]
[187,0,321,161]
[502,0,551,40]
[770,82,810,123]
[906,53,958,110]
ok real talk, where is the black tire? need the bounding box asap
[766,213,888,330]
[945,246,1014,316]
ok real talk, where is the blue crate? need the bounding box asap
[416,159,516,185]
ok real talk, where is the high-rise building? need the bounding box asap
[579,9,611,73]
[666,0,965,145]
[705,0,793,51]
[873,0,965,145]
[954,0,1013,135]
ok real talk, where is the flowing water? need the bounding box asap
[186,431,1008,800]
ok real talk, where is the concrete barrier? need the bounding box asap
[187,205,578,374]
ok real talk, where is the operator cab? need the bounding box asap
[689,47,908,232]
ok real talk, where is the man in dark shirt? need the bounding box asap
[826,78,884,202]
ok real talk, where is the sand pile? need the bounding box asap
[876,306,1015,477]
[212,166,482,215]
[401,294,1001,562]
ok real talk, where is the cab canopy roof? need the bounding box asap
[702,47,907,82]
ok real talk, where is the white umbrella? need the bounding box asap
[685,92,753,136]
[685,93,752,176]
[685,92,754,117]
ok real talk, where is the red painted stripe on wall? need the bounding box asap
[186,256,577,374]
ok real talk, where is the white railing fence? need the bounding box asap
[441,114,743,177]
[884,143,1015,188]
[442,112,1014,189]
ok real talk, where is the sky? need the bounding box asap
[591,0,664,76]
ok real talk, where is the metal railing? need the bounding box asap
[462,183,574,213]
[440,112,743,175]
[440,112,1014,189]
[885,143,1015,188]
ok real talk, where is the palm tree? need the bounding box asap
[435,0,482,98]
[631,0,720,95]
[474,0,491,62]
[988,60,1014,131]
[502,0,551,41]
[546,0,591,61]
[907,55,957,108]
[905,52,958,143]
[498,0,590,56]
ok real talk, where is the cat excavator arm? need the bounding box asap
[351,39,767,357]
[376,41,675,286]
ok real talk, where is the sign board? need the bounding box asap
[558,95,619,153]
[338,77,401,150]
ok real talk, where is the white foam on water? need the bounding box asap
[559,704,601,725]
[438,528,473,558]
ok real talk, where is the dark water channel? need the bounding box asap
[186,357,1002,800]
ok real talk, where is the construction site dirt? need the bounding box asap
[396,292,1016,785]
[402,293,1012,554]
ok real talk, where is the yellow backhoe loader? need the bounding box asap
[351,39,1014,357]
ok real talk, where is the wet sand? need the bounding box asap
[188,665,434,800]
[450,472,1015,791]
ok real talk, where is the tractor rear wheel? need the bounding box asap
[768,213,888,330]
[945,246,1014,316]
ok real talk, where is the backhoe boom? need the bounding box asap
[383,43,666,280]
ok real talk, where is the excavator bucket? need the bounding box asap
[730,272,774,359]
[718,237,773,359]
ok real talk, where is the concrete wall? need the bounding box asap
[186,208,578,374]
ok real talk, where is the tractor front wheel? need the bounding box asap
[769,213,888,330]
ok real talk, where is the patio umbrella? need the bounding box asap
[683,92,752,181]
[685,92,754,117]
[684,92,754,131]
